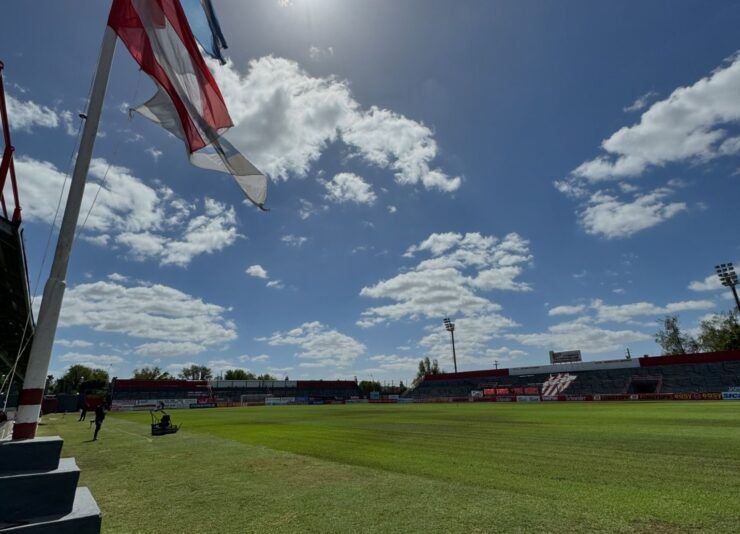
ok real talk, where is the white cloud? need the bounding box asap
[323,172,377,205]
[485,346,528,362]
[619,182,639,194]
[57,279,237,357]
[5,94,61,131]
[558,53,740,237]
[55,339,94,348]
[207,359,238,376]
[165,361,200,375]
[367,354,421,372]
[146,147,163,161]
[689,273,725,291]
[507,318,651,353]
[572,54,740,182]
[579,189,687,238]
[343,107,461,192]
[298,198,324,220]
[268,366,294,374]
[246,265,269,279]
[387,205,397,214]
[260,321,365,368]
[308,45,334,61]
[417,314,520,368]
[245,264,284,289]
[623,90,659,112]
[59,352,125,367]
[591,298,715,323]
[548,304,587,316]
[239,354,270,363]
[209,56,460,192]
[281,234,307,247]
[359,232,531,327]
[359,267,496,326]
[154,199,242,266]
[16,156,240,266]
[134,341,206,358]
[16,156,152,232]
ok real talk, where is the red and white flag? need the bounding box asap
[108,0,267,207]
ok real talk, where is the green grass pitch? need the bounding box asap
[40,402,740,533]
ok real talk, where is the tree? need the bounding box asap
[224,369,255,380]
[45,375,56,395]
[132,366,170,380]
[178,365,212,380]
[655,315,699,355]
[56,365,109,394]
[697,311,740,352]
[414,357,443,385]
[256,373,276,380]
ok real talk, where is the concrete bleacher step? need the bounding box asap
[0,487,101,534]
[0,457,80,522]
[0,436,63,473]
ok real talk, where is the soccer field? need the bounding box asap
[40,402,740,533]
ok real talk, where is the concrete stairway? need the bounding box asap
[0,436,101,532]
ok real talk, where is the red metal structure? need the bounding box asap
[0,61,22,224]
[0,60,34,385]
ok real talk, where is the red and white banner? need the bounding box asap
[108,0,267,206]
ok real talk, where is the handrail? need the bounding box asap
[0,61,22,224]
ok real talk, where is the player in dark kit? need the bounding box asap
[92,404,106,441]
[78,402,87,422]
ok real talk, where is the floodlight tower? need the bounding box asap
[443,317,458,373]
[715,262,740,312]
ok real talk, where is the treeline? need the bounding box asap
[132,365,277,381]
[655,311,740,355]
[37,365,280,395]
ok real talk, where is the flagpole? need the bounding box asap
[12,26,117,440]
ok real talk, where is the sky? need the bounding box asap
[1,0,739,385]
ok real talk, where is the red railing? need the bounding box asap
[0,61,22,224]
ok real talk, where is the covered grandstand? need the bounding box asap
[408,350,740,400]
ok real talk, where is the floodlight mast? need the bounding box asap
[715,263,740,312]
[443,318,458,373]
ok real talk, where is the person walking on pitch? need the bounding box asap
[92,404,106,441]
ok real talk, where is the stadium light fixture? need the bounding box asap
[443,318,458,373]
[715,262,740,311]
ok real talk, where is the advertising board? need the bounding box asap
[549,350,582,364]
[265,397,294,405]
[674,392,722,401]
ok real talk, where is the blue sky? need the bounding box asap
[2,0,738,384]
